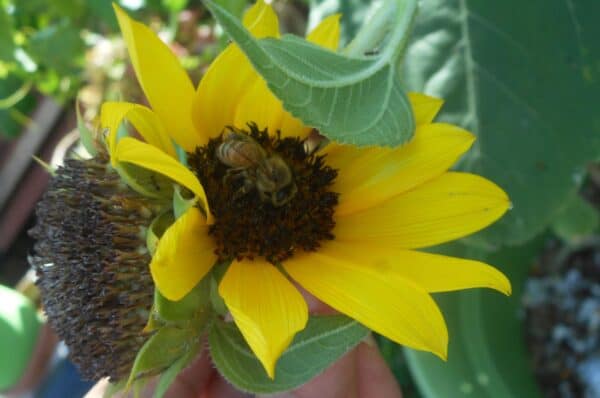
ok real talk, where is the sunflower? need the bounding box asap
[102,1,511,379]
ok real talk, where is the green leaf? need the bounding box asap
[203,0,417,147]
[208,315,368,394]
[405,240,545,398]
[402,0,600,247]
[551,194,599,241]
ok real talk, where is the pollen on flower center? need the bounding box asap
[188,123,339,263]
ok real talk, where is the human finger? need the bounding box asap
[201,371,253,398]
[357,337,402,398]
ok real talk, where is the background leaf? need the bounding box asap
[0,6,15,61]
[308,0,376,46]
[0,76,36,138]
[402,0,600,247]
[551,194,599,241]
[208,315,368,394]
[27,20,85,75]
[203,0,416,147]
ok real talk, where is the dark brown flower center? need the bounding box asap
[188,123,338,263]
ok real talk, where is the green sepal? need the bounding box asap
[128,276,215,397]
[108,123,173,201]
[208,315,369,394]
[127,327,194,384]
[146,211,175,256]
[173,185,196,219]
[76,96,97,157]
[115,162,174,200]
[209,261,230,316]
[153,273,212,325]
[202,0,417,148]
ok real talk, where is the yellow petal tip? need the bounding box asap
[112,2,128,24]
[439,350,448,362]
[264,363,276,380]
[501,275,513,296]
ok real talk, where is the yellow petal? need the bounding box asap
[219,259,308,379]
[306,14,341,51]
[334,172,510,249]
[101,101,176,165]
[313,241,511,295]
[408,92,444,126]
[233,77,285,134]
[242,0,280,38]
[192,0,279,143]
[114,4,199,152]
[279,112,311,139]
[150,207,217,301]
[115,137,211,222]
[284,247,448,359]
[236,12,342,139]
[327,123,475,215]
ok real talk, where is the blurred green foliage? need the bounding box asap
[0,0,213,138]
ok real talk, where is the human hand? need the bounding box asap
[85,293,402,398]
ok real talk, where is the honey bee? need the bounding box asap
[217,129,297,206]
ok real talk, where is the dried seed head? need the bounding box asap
[30,156,160,382]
